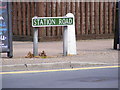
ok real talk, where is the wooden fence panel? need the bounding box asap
[104,2,109,34]
[60,2,64,36]
[18,2,22,36]
[12,2,116,41]
[26,2,31,36]
[75,2,79,35]
[80,2,85,35]
[66,2,70,13]
[94,2,99,34]
[37,2,45,39]
[56,2,60,36]
[51,2,56,37]
[108,2,113,34]
[113,2,116,32]
[46,2,51,37]
[22,2,27,36]
[85,2,89,35]
[12,2,18,35]
[90,2,94,34]
[30,2,35,36]
[99,2,103,34]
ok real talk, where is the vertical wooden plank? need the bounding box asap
[18,2,22,36]
[90,2,94,34]
[51,2,55,37]
[60,2,64,36]
[80,2,85,35]
[70,2,74,14]
[99,2,103,34]
[104,2,109,34]
[54,2,57,36]
[75,2,79,35]
[37,2,45,40]
[51,2,54,36]
[12,2,18,35]
[30,2,35,36]
[85,2,89,35]
[66,2,69,13]
[79,2,81,35]
[98,3,100,34]
[113,2,116,33]
[46,2,51,37]
[30,2,35,19]
[64,2,67,15]
[108,2,113,34]
[56,2,60,36]
[21,2,23,36]
[26,2,31,36]
[22,2,27,36]
[94,2,99,34]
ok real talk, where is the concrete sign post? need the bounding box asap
[65,13,77,55]
[33,28,38,56]
[32,13,77,56]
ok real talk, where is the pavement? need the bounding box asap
[0,39,119,71]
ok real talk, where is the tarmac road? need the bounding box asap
[2,66,119,88]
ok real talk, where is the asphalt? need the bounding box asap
[2,67,119,88]
[0,39,119,71]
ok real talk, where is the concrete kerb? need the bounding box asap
[1,61,114,72]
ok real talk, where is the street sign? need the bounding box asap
[0,2,13,58]
[32,13,77,56]
[32,17,73,27]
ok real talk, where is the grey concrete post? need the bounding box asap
[63,26,68,56]
[33,28,38,56]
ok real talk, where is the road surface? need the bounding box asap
[2,66,119,88]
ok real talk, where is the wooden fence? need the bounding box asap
[12,2,116,41]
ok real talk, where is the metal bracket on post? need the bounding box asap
[33,28,38,57]
[63,13,77,56]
